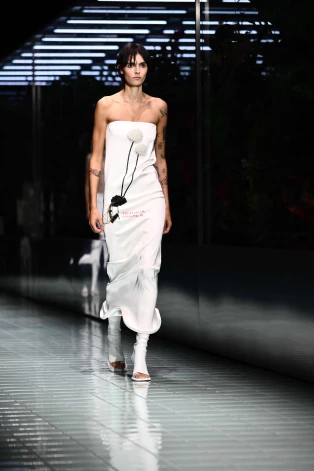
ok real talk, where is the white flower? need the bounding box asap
[135,142,148,156]
[127,128,143,143]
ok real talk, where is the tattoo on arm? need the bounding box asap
[160,177,168,186]
[161,154,165,159]
[157,142,163,150]
[89,168,101,177]
[153,164,160,178]
[160,109,168,118]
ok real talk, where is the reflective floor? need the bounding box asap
[1,293,314,471]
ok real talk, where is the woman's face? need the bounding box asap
[121,53,148,86]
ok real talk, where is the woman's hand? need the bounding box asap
[89,208,103,233]
[163,208,172,234]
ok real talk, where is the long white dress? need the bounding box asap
[99,121,165,334]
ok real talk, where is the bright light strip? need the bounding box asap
[0,76,29,80]
[81,71,100,75]
[35,60,92,64]
[205,9,258,14]
[185,30,216,34]
[222,0,250,2]
[13,59,92,64]
[238,30,279,34]
[42,37,132,43]
[0,71,33,75]
[103,81,120,86]
[28,76,58,80]
[35,65,81,70]
[22,53,106,57]
[34,45,117,50]
[183,20,260,25]
[143,46,162,50]
[83,8,186,14]
[67,20,166,25]
[54,28,150,34]
[4,65,81,70]
[239,30,258,34]
[105,82,120,86]
[4,66,33,70]
[34,71,72,75]
[146,38,169,42]
[146,37,198,43]
[0,81,30,85]
[105,60,117,64]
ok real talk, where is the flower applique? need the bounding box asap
[128,129,147,156]
[105,127,148,225]
[127,128,143,143]
[135,142,148,156]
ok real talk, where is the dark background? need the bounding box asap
[0,2,75,61]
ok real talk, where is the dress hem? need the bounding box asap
[100,301,161,334]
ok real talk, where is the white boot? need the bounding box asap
[108,316,127,372]
[131,333,151,382]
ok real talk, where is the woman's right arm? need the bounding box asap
[89,98,108,233]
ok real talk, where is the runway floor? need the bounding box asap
[0,292,314,471]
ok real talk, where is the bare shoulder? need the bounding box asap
[96,95,113,111]
[151,96,168,111]
[151,97,168,123]
[94,95,115,123]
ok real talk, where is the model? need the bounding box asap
[88,42,172,381]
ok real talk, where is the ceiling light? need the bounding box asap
[53,28,149,34]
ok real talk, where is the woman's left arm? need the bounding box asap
[154,100,172,234]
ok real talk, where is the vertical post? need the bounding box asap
[31,47,42,237]
[195,0,203,246]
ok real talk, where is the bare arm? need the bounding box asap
[84,152,91,220]
[154,100,172,234]
[89,98,108,233]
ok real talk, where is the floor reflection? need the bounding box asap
[82,293,101,318]
[98,377,162,470]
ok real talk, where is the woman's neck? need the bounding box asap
[121,85,145,103]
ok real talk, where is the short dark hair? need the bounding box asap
[115,42,150,80]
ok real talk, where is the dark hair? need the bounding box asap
[115,42,150,81]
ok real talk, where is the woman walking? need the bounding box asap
[88,42,172,381]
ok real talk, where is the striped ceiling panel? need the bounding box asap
[0,0,277,87]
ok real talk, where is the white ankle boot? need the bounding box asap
[131,333,151,382]
[107,316,127,372]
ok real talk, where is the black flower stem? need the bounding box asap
[120,142,134,197]
[122,153,140,198]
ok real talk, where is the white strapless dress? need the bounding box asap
[99,121,165,334]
